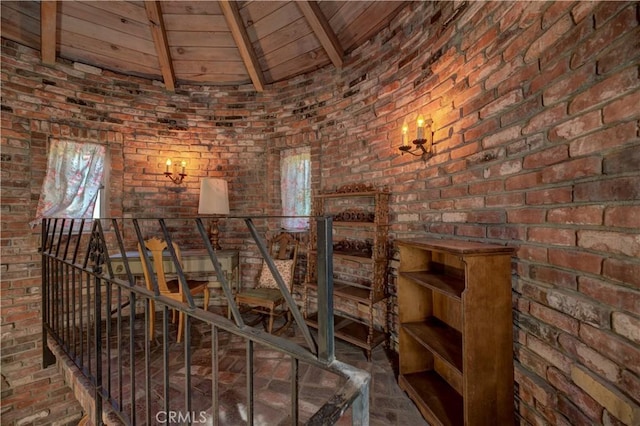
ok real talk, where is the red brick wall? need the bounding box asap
[1,1,639,424]
[0,43,280,424]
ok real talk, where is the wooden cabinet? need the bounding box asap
[396,238,515,426]
[304,183,389,360]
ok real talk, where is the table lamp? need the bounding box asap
[198,178,230,250]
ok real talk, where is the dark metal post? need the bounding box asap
[291,357,299,424]
[317,216,334,363]
[246,340,254,426]
[93,273,103,425]
[42,219,57,368]
[38,215,368,425]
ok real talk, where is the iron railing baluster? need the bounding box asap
[117,288,123,410]
[110,218,134,286]
[145,297,151,426]
[163,306,170,417]
[53,218,62,258]
[291,357,299,424]
[40,216,370,426]
[62,218,72,260]
[106,279,112,398]
[52,241,58,340]
[77,267,83,368]
[185,314,192,419]
[316,216,335,364]
[195,218,244,328]
[42,220,56,367]
[212,325,219,426]
[246,339,254,426]
[133,219,160,297]
[86,271,90,371]
[87,271,93,379]
[94,270,103,425]
[72,219,85,264]
[245,218,317,353]
[160,219,196,309]
[129,291,136,425]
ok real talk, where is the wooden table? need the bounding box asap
[109,249,240,306]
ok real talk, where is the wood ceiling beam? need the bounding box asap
[219,0,265,92]
[41,1,57,65]
[144,1,175,91]
[297,1,343,69]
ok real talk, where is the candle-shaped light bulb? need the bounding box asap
[166,159,172,173]
[402,122,409,147]
[416,115,425,140]
[181,161,186,174]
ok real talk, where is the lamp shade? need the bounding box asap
[198,178,230,215]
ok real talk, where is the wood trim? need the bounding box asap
[41,1,57,64]
[297,1,343,69]
[219,0,265,92]
[144,1,175,91]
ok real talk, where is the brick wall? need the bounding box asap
[0,43,282,424]
[1,1,638,424]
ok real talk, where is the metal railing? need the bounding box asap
[41,216,370,425]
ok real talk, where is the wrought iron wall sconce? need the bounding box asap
[399,115,433,161]
[164,159,187,184]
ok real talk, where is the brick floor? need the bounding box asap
[58,308,428,425]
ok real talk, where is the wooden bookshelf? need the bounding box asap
[397,238,515,425]
[304,183,389,360]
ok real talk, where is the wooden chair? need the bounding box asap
[138,237,210,343]
[234,233,298,334]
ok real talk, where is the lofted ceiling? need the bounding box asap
[1,1,408,91]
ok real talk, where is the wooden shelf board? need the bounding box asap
[400,270,464,300]
[305,281,386,305]
[397,238,515,256]
[399,371,463,426]
[333,278,371,291]
[308,250,375,264]
[402,319,463,374]
[317,190,388,198]
[306,312,387,350]
[334,283,385,304]
[334,251,374,262]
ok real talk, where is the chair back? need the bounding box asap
[270,233,298,261]
[138,237,184,296]
[256,233,299,292]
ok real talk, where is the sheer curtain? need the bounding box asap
[32,140,106,227]
[281,147,310,230]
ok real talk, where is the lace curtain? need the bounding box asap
[32,140,106,227]
[281,148,310,230]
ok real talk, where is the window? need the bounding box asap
[32,139,106,227]
[280,147,310,230]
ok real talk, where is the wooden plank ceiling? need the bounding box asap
[1,1,407,91]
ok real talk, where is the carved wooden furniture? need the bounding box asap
[138,237,210,343]
[304,183,390,360]
[234,233,299,334]
[396,238,515,425]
